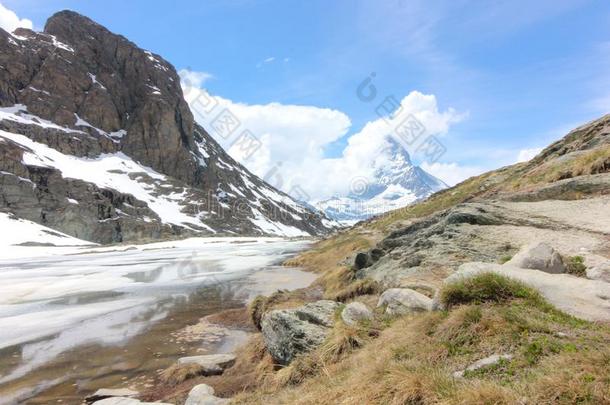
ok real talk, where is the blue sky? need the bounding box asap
[3,0,610,193]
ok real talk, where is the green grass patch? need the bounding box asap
[565,255,587,277]
[439,273,545,309]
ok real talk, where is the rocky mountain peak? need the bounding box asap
[316,137,447,223]
[0,10,335,243]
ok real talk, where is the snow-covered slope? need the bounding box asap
[0,11,335,243]
[316,138,447,224]
[0,212,93,248]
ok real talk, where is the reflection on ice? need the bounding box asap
[0,237,311,389]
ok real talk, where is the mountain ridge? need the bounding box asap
[0,10,335,243]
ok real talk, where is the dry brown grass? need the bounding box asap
[231,298,610,405]
[326,277,380,302]
[509,144,610,189]
[159,363,206,386]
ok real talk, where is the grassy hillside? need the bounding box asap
[153,115,609,404]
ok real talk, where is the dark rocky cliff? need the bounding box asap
[0,11,334,243]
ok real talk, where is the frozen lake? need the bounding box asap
[0,237,314,404]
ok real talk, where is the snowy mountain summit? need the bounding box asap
[316,138,447,224]
[0,11,334,244]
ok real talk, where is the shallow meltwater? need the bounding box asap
[0,237,316,404]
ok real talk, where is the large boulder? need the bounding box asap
[185,384,228,405]
[341,302,373,326]
[177,354,236,375]
[377,288,433,315]
[261,300,340,365]
[447,262,610,322]
[505,242,566,274]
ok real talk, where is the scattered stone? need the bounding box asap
[377,288,433,315]
[177,354,236,375]
[86,388,138,404]
[261,300,340,364]
[354,249,385,270]
[341,302,373,326]
[354,252,373,270]
[446,262,610,322]
[92,398,171,405]
[453,354,513,378]
[185,384,228,405]
[505,242,566,274]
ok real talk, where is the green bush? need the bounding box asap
[440,273,544,309]
[565,255,587,277]
[499,255,512,264]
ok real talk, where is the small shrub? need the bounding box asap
[329,278,380,302]
[565,255,587,277]
[249,295,270,330]
[159,363,205,386]
[523,337,562,365]
[499,255,512,264]
[440,273,544,309]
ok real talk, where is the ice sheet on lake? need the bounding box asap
[0,237,311,385]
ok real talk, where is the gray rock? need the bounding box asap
[86,388,138,403]
[377,288,433,315]
[587,261,610,283]
[92,398,171,405]
[261,300,340,365]
[453,354,513,378]
[341,302,373,326]
[505,242,566,274]
[177,354,236,375]
[185,384,228,405]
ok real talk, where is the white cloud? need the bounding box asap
[0,2,32,33]
[178,69,214,88]
[516,147,543,163]
[421,162,485,187]
[182,77,463,200]
[256,56,277,68]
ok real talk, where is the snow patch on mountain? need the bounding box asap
[315,138,447,224]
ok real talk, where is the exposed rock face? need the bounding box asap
[261,300,339,364]
[341,302,373,326]
[447,262,610,322]
[377,288,433,315]
[185,384,228,405]
[505,242,566,274]
[177,354,236,375]
[0,11,335,243]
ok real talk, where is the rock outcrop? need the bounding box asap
[0,11,335,243]
[261,300,339,364]
[446,262,610,322]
